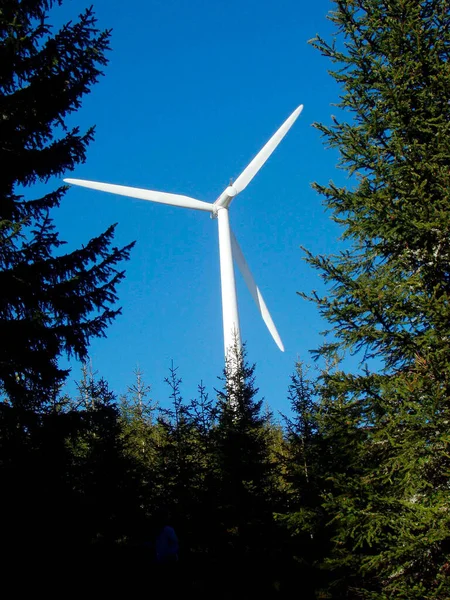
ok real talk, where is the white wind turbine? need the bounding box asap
[65,104,303,362]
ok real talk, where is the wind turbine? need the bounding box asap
[64,104,303,363]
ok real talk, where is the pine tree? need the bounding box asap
[152,370,217,586]
[212,343,279,595]
[1,363,142,590]
[119,366,158,467]
[305,1,450,597]
[0,1,134,406]
[69,367,142,546]
[278,363,327,597]
[154,363,201,537]
[190,379,217,456]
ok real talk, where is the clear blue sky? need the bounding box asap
[52,0,350,414]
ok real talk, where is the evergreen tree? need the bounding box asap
[0,1,134,406]
[212,343,279,595]
[314,362,376,598]
[278,363,326,597]
[68,367,144,549]
[154,363,201,540]
[187,380,219,557]
[1,363,143,592]
[119,366,158,467]
[305,1,450,597]
[190,379,217,457]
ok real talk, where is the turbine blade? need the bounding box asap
[64,179,214,212]
[230,229,284,352]
[232,104,303,195]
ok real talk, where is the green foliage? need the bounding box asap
[119,366,158,468]
[305,1,450,597]
[280,363,321,536]
[209,344,282,594]
[214,344,275,532]
[0,0,134,406]
[154,363,201,515]
[5,3,450,596]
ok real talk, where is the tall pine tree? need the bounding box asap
[0,1,134,406]
[305,1,450,597]
[211,343,279,595]
[278,363,329,598]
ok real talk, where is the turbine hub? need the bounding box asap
[213,185,238,210]
[225,185,237,197]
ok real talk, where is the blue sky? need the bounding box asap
[51,0,350,414]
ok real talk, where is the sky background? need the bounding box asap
[48,0,352,415]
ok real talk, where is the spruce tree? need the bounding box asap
[154,364,201,540]
[278,363,327,597]
[306,1,450,597]
[0,1,134,406]
[119,366,157,469]
[212,343,278,594]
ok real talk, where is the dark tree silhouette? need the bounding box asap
[0,0,134,407]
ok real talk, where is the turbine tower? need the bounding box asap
[64,105,303,363]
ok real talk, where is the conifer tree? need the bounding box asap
[187,380,219,556]
[119,366,157,467]
[154,363,201,538]
[0,1,134,406]
[306,1,450,597]
[69,367,145,550]
[278,363,325,596]
[190,380,217,456]
[212,343,278,593]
